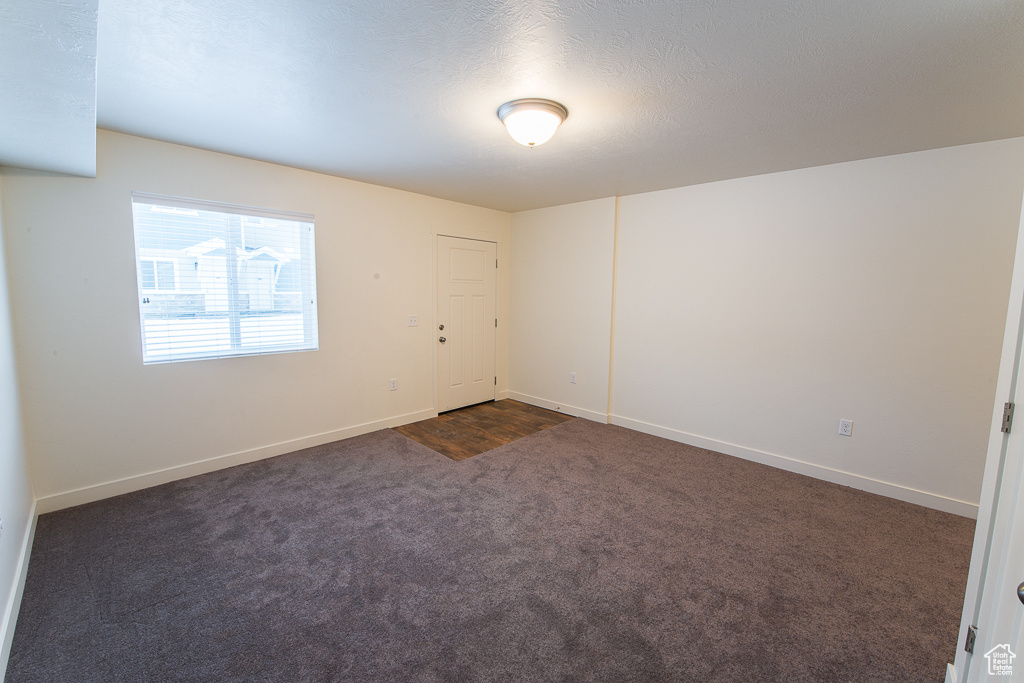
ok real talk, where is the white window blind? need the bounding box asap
[131,192,319,363]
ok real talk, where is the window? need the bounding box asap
[139,258,177,291]
[131,192,318,363]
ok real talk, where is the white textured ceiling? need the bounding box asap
[74,0,1024,211]
[0,0,98,177]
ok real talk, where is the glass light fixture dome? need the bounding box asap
[497,99,568,147]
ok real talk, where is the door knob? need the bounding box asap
[439,336,446,344]
[1018,581,1024,606]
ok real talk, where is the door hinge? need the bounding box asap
[965,625,977,654]
[1003,403,1015,433]
[495,318,498,328]
[494,376,497,385]
[496,259,498,268]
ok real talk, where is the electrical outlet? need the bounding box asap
[407,315,418,327]
[838,419,853,437]
[570,372,576,384]
[389,378,397,391]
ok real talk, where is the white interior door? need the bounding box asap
[953,191,1024,683]
[436,236,496,412]
[966,412,1024,681]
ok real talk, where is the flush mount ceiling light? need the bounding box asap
[497,98,568,148]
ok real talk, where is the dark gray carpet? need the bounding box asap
[6,420,974,682]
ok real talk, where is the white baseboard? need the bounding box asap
[35,409,437,514]
[507,391,608,424]
[1,499,37,680]
[945,663,957,683]
[609,414,979,519]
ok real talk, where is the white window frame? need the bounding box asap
[131,192,319,364]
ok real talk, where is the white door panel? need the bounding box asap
[968,441,1024,681]
[437,236,496,412]
[960,194,1024,683]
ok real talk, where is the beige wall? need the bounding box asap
[1,130,510,507]
[509,198,616,420]
[0,173,36,672]
[509,138,1024,516]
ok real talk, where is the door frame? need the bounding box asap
[950,189,1024,682]
[432,231,500,415]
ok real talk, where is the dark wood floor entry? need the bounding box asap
[393,399,574,461]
